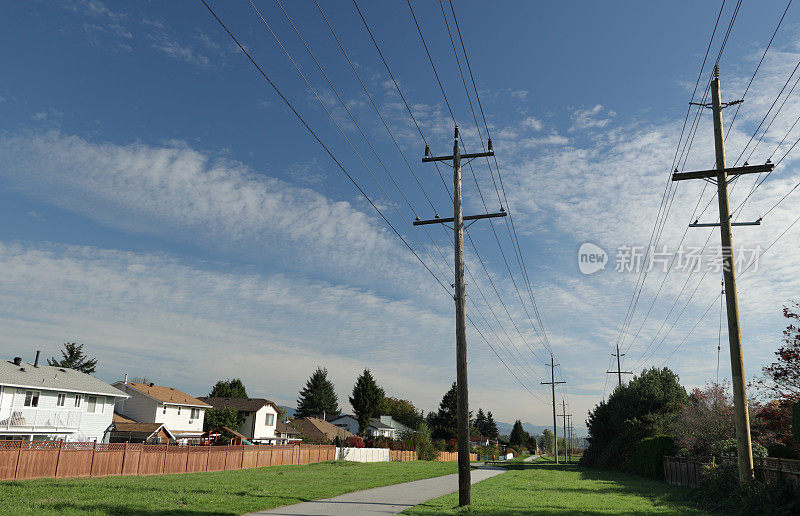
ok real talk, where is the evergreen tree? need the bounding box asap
[485,411,499,439]
[209,378,248,398]
[349,369,385,435]
[539,429,555,454]
[296,367,340,419]
[431,382,458,440]
[47,343,97,374]
[509,419,528,445]
[474,408,487,435]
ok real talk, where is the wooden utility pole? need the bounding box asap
[671,66,770,483]
[607,343,632,388]
[542,354,565,463]
[557,401,571,463]
[417,125,505,506]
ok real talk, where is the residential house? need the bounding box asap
[113,380,210,443]
[0,354,128,442]
[328,414,397,439]
[275,420,301,444]
[292,417,354,444]
[108,413,175,444]
[377,415,412,435]
[198,397,280,444]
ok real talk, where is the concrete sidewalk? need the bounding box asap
[523,454,539,462]
[251,465,507,515]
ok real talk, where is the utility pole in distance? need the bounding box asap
[416,125,506,506]
[542,354,566,463]
[671,66,770,483]
[557,401,571,463]
[607,343,632,388]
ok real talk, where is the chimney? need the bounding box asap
[34,350,41,368]
[13,357,22,366]
[124,373,128,384]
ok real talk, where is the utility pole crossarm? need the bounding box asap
[413,212,507,226]
[422,150,494,162]
[672,163,773,182]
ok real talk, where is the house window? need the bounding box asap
[74,394,82,408]
[177,406,181,416]
[24,391,40,407]
[191,408,200,419]
[163,405,167,414]
[87,396,98,413]
[265,413,274,426]
[56,393,66,407]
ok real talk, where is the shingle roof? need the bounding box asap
[113,412,138,424]
[276,420,300,435]
[115,382,210,408]
[0,359,128,398]
[198,397,279,413]
[292,417,354,443]
[370,417,394,430]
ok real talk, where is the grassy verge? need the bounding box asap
[405,458,707,515]
[0,460,457,515]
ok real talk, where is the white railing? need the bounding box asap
[0,408,82,432]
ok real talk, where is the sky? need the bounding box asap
[1,0,800,436]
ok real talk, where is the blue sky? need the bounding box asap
[2,0,800,433]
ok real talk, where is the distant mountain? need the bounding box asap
[279,406,296,419]
[496,421,587,438]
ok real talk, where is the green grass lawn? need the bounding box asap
[405,458,708,515]
[0,460,457,515]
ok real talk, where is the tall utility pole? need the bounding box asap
[566,415,573,462]
[607,343,632,388]
[557,401,571,463]
[542,354,566,463]
[416,125,506,506]
[672,66,771,483]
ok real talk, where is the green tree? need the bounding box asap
[539,428,554,454]
[208,378,248,398]
[47,343,97,374]
[485,411,499,439]
[526,435,539,453]
[349,369,385,435]
[378,396,423,430]
[296,367,340,419]
[203,407,242,433]
[430,382,458,440]
[413,422,439,461]
[581,367,687,471]
[509,420,528,446]
[474,408,487,435]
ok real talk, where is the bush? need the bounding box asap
[413,422,439,461]
[633,435,674,479]
[712,438,768,458]
[344,436,365,448]
[693,461,800,515]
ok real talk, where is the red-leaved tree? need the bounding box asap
[754,302,800,399]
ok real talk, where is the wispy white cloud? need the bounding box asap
[569,104,616,132]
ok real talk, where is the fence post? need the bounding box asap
[185,445,191,472]
[120,443,127,475]
[14,440,23,479]
[162,445,168,474]
[54,441,63,478]
[205,446,210,472]
[89,440,97,477]
[136,444,143,475]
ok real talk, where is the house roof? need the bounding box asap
[113,412,138,424]
[370,418,395,430]
[197,397,279,413]
[114,382,211,408]
[292,417,354,442]
[112,422,175,440]
[276,420,300,435]
[0,359,128,398]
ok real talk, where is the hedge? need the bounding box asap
[633,435,675,479]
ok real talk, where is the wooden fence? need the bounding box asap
[663,455,800,493]
[0,441,335,481]
[437,451,477,462]
[389,450,416,462]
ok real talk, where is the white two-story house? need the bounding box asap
[198,397,280,444]
[328,414,398,439]
[113,381,210,443]
[0,354,128,442]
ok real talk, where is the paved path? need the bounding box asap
[252,465,507,515]
[523,454,539,462]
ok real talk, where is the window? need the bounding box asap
[190,408,200,419]
[23,391,40,407]
[163,405,167,414]
[177,406,181,416]
[56,393,66,407]
[265,413,274,426]
[74,394,82,408]
[87,396,97,413]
